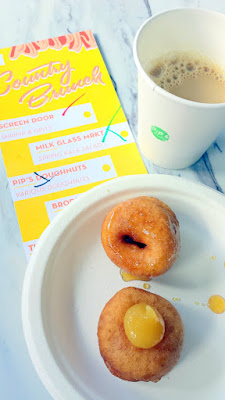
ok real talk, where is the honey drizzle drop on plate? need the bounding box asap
[207,295,225,314]
[143,283,150,289]
[120,270,150,282]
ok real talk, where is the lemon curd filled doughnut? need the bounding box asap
[101,196,180,279]
[97,287,184,382]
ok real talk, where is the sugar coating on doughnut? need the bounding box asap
[101,196,180,278]
[97,287,184,382]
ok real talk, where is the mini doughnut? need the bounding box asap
[97,287,184,382]
[101,196,180,279]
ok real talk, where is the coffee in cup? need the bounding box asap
[149,51,225,103]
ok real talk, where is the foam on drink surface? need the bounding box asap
[149,51,225,103]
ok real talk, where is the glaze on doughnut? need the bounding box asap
[97,287,184,382]
[101,196,180,279]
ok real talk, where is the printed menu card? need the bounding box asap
[0,30,147,260]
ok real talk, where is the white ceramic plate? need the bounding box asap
[22,174,225,400]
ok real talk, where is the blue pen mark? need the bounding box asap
[34,171,60,187]
[102,105,127,143]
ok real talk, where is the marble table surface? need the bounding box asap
[1,0,225,399]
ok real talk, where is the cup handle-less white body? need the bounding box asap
[134,8,225,169]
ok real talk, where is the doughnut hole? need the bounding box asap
[122,234,147,249]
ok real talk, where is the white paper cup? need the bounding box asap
[133,8,225,169]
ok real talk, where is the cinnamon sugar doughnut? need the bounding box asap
[97,287,184,382]
[101,196,180,278]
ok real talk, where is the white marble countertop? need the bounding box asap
[1,0,225,399]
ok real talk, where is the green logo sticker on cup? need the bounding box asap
[151,126,170,141]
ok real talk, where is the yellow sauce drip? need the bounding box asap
[207,295,225,314]
[143,283,150,289]
[120,270,149,282]
[124,303,165,349]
